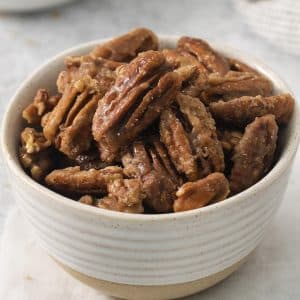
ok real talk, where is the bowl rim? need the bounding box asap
[2,35,300,222]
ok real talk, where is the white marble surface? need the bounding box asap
[0,0,300,298]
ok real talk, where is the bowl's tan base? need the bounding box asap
[55,255,248,300]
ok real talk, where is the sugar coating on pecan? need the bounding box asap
[44,76,102,142]
[57,55,122,93]
[122,141,179,212]
[21,127,51,154]
[202,71,273,104]
[160,109,199,181]
[230,114,278,194]
[174,172,230,212]
[176,93,225,176]
[178,37,229,75]
[97,179,145,213]
[55,94,99,159]
[22,89,60,125]
[92,50,181,162]
[163,48,208,98]
[45,166,123,195]
[43,76,105,159]
[209,93,294,126]
[90,28,158,62]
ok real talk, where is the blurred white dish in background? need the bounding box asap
[0,0,76,12]
[233,0,300,56]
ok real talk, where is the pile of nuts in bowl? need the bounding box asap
[19,28,295,214]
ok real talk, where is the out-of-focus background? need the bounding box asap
[0,0,300,298]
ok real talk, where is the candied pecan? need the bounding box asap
[202,71,273,104]
[44,76,101,142]
[92,51,181,162]
[90,28,158,62]
[21,127,51,154]
[19,147,54,182]
[163,48,208,98]
[57,55,122,93]
[22,89,60,125]
[169,93,224,177]
[151,137,181,183]
[160,109,199,181]
[97,179,145,213]
[174,172,230,212]
[122,141,180,213]
[178,37,229,75]
[217,129,243,152]
[45,166,123,194]
[44,76,104,158]
[209,93,295,127]
[55,94,99,159]
[229,115,278,194]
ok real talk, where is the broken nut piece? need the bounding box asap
[21,127,51,154]
[22,89,60,125]
[97,178,145,213]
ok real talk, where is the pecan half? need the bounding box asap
[163,48,208,98]
[174,172,230,212]
[22,89,60,125]
[43,76,105,159]
[90,28,158,62]
[178,37,229,75]
[209,93,294,127]
[160,109,199,181]
[92,50,181,162]
[122,141,180,213]
[97,178,145,213]
[57,55,122,93]
[45,166,123,195]
[160,93,224,180]
[177,93,225,174]
[202,71,273,104]
[55,94,99,159]
[229,114,278,194]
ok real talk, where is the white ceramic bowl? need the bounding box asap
[2,36,300,300]
[0,0,76,12]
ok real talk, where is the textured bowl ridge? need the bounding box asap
[15,163,288,285]
[2,36,300,287]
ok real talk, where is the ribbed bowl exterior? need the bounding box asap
[2,36,300,287]
[14,168,289,285]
